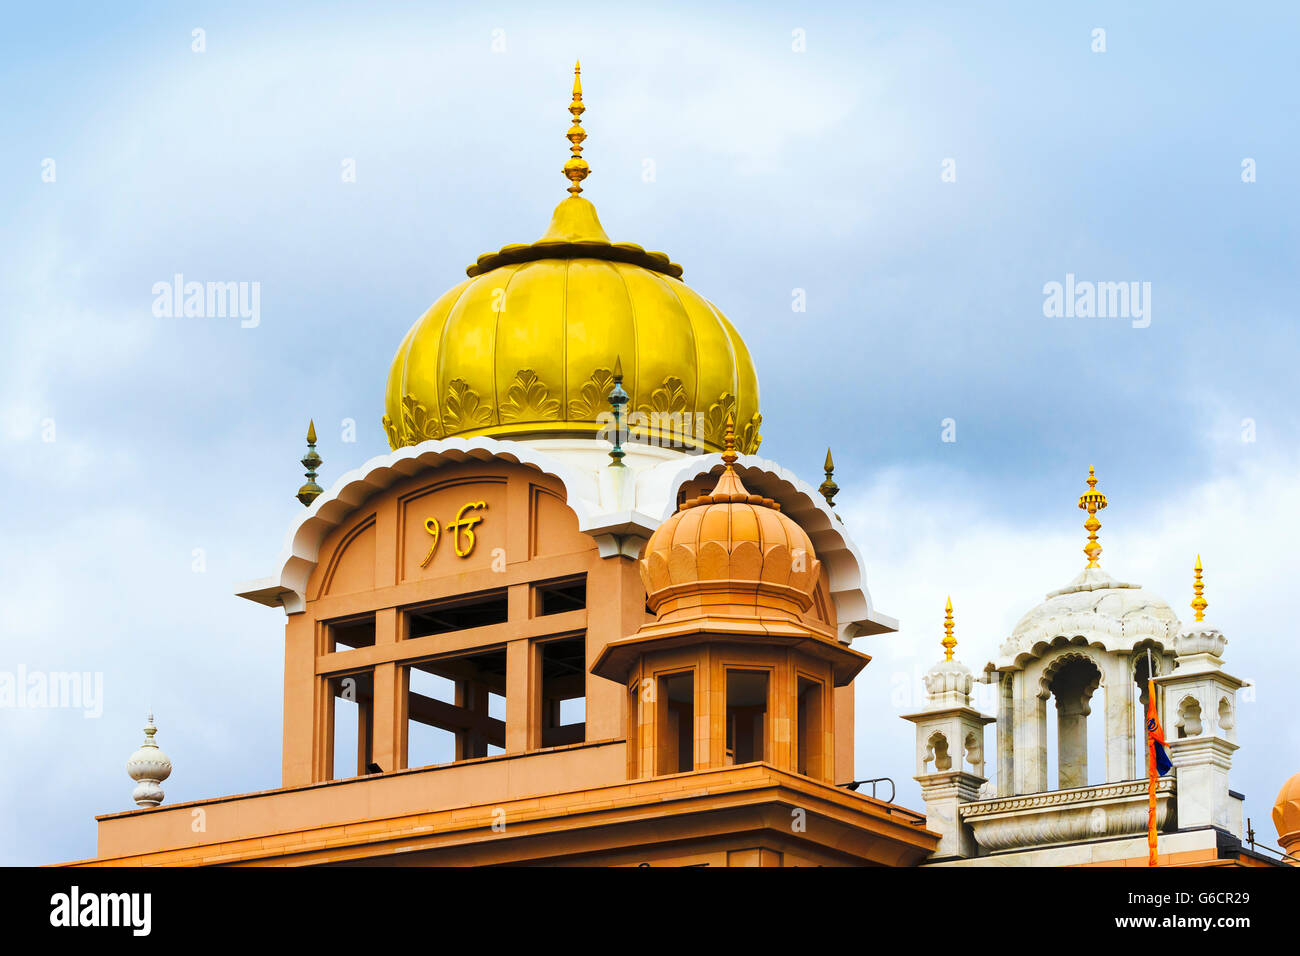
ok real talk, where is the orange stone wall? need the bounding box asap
[283,460,647,787]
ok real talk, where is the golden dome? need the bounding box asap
[1274,771,1300,854]
[640,428,819,624]
[382,66,762,455]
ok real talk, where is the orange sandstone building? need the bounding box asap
[62,67,1298,869]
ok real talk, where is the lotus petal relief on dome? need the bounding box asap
[697,539,731,579]
[702,393,738,448]
[499,369,561,423]
[443,379,493,433]
[567,366,617,420]
[637,376,689,417]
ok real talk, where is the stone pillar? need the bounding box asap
[1158,624,1245,837]
[1013,692,1048,795]
[1103,654,1135,783]
[997,673,1015,797]
[282,613,317,787]
[902,656,995,860]
[917,773,985,859]
[370,660,402,773]
[1167,736,1239,831]
[1056,693,1089,789]
[505,637,540,752]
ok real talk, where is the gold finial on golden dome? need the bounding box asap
[1192,554,1207,621]
[942,596,956,661]
[563,60,590,195]
[1077,465,1108,568]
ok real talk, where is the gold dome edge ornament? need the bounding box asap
[443,379,493,434]
[384,393,446,447]
[740,412,763,455]
[500,369,562,423]
[569,366,617,421]
[702,393,738,449]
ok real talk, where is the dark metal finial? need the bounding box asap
[818,448,838,508]
[297,419,323,506]
[607,356,628,468]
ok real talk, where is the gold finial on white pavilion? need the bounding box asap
[942,596,956,661]
[563,61,590,195]
[1192,554,1207,622]
[1077,465,1108,568]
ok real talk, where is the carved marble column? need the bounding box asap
[1056,693,1089,789]
[997,673,1015,797]
[1158,624,1245,836]
[1013,692,1048,795]
[1103,653,1136,782]
[902,646,995,860]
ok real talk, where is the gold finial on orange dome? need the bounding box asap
[942,596,957,661]
[563,60,590,195]
[722,413,738,468]
[1077,465,1108,568]
[1192,554,1207,621]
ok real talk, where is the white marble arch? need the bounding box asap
[1001,635,1176,795]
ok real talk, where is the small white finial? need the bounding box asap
[126,712,172,808]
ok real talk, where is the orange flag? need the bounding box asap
[1146,675,1173,865]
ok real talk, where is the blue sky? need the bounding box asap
[2,1,1297,864]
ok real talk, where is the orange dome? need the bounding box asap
[1273,771,1300,855]
[640,426,820,625]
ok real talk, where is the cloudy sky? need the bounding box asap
[2,2,1297,864]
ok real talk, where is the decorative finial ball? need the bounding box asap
[923,657,975,709]
[126,713,172,808]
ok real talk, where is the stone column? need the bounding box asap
[1158,625,1245,837]
[1013,692,1048,795]
[1104,654,1136,783]
[997,673,1015,796]
[369,661,402,773]
[505,637,540,752]
[1167,736,1239,831]
[1056,693,1089,789]
[918,772,985,859]
[902,655,995,860]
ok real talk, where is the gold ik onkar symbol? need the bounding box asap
[419,501,488,568]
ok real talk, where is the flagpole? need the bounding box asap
[1147,647,1157,867]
